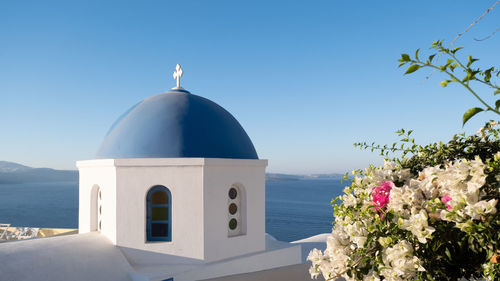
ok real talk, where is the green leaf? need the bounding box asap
[462,107,484,126]
[405,64,420,74]
[415,49,420,60]
[440,80,450,87]
[496,99,500,110]
[401,54,410,62]
[341,172,349,183]
[467,55,479,67]
[495,89,500,95]
[451,47,463,54]
[484,67,493,82]
[445,248,452,261]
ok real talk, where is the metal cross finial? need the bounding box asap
[172,64,183,89]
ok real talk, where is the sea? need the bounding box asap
[0,179,347,242]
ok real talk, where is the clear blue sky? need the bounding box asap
[1,0,499,173]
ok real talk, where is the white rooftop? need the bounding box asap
[0,232,328,281]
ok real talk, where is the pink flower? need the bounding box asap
[441,194,452,211]
[372,181,394,211]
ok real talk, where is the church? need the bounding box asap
[0,65,326,281]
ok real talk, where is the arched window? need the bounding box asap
[146,185,171,242]
[90,184,102,232]
[97,188,102,232]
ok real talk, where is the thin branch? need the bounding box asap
[427,0,500,79]
[447,0,500,49]
[421,62,500,114]
[474,26,500,41]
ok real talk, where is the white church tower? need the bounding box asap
[77,65,268,262]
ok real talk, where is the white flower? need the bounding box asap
[464,199,498,220]
[387,185,425,219]
[400,209,435,243]
[455,220,475,232]
[418,165,442,198]
[344,221,368,248]
[308,226,353,280]
[343,193,358,207]
[477,127,486,138]
[363,270,381,281]
[307,248,324,279]
[378,236,393,248]
[381,240,425,280]
[387,186,407,213]
[477,121,499,139]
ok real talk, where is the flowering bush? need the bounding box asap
[308,122,500,281]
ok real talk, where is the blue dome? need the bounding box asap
[96,89,258,159]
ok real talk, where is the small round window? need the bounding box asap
[228,188,237,199]
[229,203,238,215]
[229,218,238,230]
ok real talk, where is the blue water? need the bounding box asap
[0,179,346,242]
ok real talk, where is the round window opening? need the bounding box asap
[228,188,238,199]
[229,218,238,230]
[229,203,238,215]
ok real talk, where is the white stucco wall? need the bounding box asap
[114,158,205,260]
[77,158,267,262]
[77,160,118,243]
[203,158,267,262]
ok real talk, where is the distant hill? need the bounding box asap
[266,172,344,181]
[0,160,343,184]
[265,173,302,181]
[0,161,78,184]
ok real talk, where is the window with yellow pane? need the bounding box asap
[146,185,171,242]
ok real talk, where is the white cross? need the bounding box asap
[172,64,183,89]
